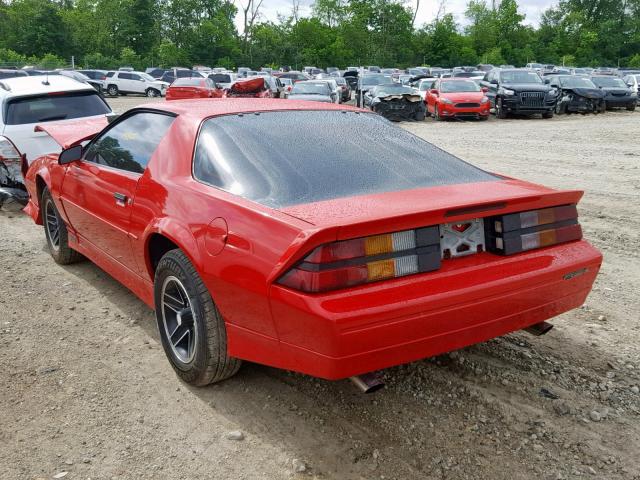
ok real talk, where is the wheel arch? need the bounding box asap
[143,221,203,281]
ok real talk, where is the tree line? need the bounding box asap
[0,0,639,70]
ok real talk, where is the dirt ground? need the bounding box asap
[1,96,639,480]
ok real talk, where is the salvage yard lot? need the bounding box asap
[1,97,639,480]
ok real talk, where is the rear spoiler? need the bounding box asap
[34,116,111,149]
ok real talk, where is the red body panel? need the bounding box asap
[24,99,602,380]
[34,117,109,149]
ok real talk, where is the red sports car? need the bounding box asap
[23,100,601,387]
[165,78,224,100]
[426,78,491,120]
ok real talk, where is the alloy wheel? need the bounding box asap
[45,199,60,252]
[161,276,198,364]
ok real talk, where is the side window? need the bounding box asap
[130,74,141,81]
[119,72,132,80]
[106,71,114,78]
[84,113,175,174]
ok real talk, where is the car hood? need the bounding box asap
[562,87,604,99]
[3,114,109,164]
[502,83,550,92]
[441,92,485,102]
[287,94,333,102]
[600,88,630,95]
[279,178,582,238]
[374,93,422,102]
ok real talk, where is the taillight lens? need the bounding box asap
[278,227,441,293]
[0,135,22,163]
[486,205,582,255]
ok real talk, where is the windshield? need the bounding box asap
[591,76,626,88]
[559,76,596,88]
[500,71,542,84]
[440,80,481,93]
[418,81,432,91]
[5,91,111,125]
[192,111,496,208]
[361,75,390,86]
[290,82,330,95]
[140,73,155,82]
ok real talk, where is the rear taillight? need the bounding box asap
[278,227,440,293]
[278,205,584,293]
[486,205,582,255]
[0,135,22,164]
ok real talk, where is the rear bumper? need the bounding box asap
[268,240,602,379]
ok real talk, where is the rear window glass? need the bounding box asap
[210,74,232,83]
[193,111,496,208]
[5,91,111,125]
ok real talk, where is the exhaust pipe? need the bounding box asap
[349,372,385,393]
[524,321,554,336]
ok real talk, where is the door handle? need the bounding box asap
[113,192,128,205]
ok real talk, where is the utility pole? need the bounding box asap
[71,55,75,70]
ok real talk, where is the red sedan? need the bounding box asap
[23,100,601,387]
[426,78,491,120]
[165,78,224,100]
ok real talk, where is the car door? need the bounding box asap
[116,72,132,92]
[60,111,175,270]
[129,73,145,94]
[483,72,498,106]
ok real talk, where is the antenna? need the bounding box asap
[42,71,50,86]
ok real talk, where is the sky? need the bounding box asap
[233,0,557,32]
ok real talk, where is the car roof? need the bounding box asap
[0,74,96,98]
[135,98,362,120]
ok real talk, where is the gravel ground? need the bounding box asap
[1,96,639,480]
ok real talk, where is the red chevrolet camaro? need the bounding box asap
[23,99,601,386]
[426,78,491,120]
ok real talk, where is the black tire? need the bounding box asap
[414,110,426,121]
[627,103,636,111]
[479,115,489,121]
[41,187,83,265]
[146,88,159,98]
[542,110,554,119]
[434,104,442,121]
[107,84,118,96]
[495,97,508,119]
[555,102,565,115]
[154,249,241,386]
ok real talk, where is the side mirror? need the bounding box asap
[481,86,488,93]
[58,145,83,165]
[429,89,439,95]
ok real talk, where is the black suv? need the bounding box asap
[480,69,556,118]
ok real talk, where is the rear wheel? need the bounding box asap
[41,187,83,265]
[154,249,241,386]
[107,84,118,96]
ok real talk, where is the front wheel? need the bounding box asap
[414,110,426,121]
[495,97,508,119]
[627,103,636,111]
[41,187,83,265]
[542,110,554,119]
[434,104,442,121]
[154,249,241,386]
[555,102,565,115]
[146,88,160,97]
